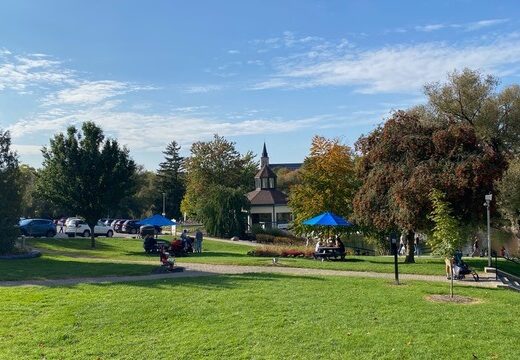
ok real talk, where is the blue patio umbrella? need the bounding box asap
[303,211,353,227]
[137,214,176,227]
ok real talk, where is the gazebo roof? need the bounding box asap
[255,164,276,178]
[246,188,288,205]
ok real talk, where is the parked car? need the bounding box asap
[19,219,56,237]
[65,219,114,238]
[113,219,127,233]
[122,220,140,234]
[65,217,83,227]
[139,225,162,237]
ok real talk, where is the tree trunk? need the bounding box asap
[89,224,96,248]
[404,230,415,263]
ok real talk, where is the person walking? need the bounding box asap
[471,237,479,257]
[414,236,420,256]
[398,233,405,256]
[195,229,203,254]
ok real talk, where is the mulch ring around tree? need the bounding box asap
[425,294,482,304]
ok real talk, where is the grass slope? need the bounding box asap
[0,274,518,359]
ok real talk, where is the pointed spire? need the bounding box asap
[262,142,268,157]
[260,142,269,167]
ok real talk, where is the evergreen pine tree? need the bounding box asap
[156,141,185,219]
[0,130,22,254]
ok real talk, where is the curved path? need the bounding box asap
[0,262,502,288]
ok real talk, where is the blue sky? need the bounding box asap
[1,0,519,169]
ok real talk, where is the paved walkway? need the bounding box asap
[0,262,502,288]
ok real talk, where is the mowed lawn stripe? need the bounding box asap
[0,274,518,359]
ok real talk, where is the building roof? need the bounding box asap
[255,164,276,178]
[246,188,288,205]
[270,163,302,171]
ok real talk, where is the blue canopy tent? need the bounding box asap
[137,214,176,227]
[303,211,353,239]
[303,211,353,227]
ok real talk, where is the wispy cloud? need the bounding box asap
[7,104,328,155]
[184,85,223,93]
[414,18,509,32]
[0,52,74,92]
[251,31,325,52]
[227,49,240,54]
[42,80,153,105]
[251,34,520,94]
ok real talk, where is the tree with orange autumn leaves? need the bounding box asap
[289,136,360,235]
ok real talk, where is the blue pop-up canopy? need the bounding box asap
[137,214,176,227]
[303,211,353,227]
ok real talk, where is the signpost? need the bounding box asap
[390,232,399,285]
[484,194,492,267]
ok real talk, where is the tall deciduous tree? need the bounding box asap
[155,141,185,219]
[289,136,359,234]
[0,130,21,254]
[38,122,136,248]
[274,167,300,194]
[496,157,520,254]
[182,134,256,236]
[354,111,506,263]
[424,68,520,155]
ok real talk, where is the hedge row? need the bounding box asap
[254,234,306,246]
[247,245,315,258]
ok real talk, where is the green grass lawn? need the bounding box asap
[0,274,518,359]
[0,237,517,281]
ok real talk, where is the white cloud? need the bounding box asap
[43,80,128,105]
[414,18,509,33]
[42,80,154,106]
[464,18,509,31]
[252,36,520,93]
[184,85,223,93]
[415,24,446,32]
[10,144,43,156]
[7,103,328,158]
[227,49,240,54]
[0,52,74,92]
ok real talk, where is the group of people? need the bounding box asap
[398,234,422,256]
[180,229,204,254]
[315,235,345,254]
[143,228,204,256]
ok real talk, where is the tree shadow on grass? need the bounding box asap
[0,256,157,282]
[86,272,327,291]
[28,237,121,252]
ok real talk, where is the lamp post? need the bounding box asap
[162,192,166,217]
[390,232,399,285]
[484,194,492,267]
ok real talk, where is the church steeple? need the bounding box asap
[261,142,269,167]
[255,143,277,190]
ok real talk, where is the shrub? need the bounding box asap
[255,234,275,243]
[273,236,306,246]
[248,245,314,258]
[251,225,286,237]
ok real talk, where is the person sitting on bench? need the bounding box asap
[335,236,346,256]
[315,240,324,253]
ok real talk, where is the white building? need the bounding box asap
[246,143,293,229]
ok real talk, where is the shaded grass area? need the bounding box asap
[0,274,518,359]
[1,237,516,281]
[0,255,158,281]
